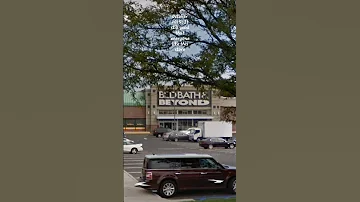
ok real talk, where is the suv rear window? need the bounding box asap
[199,158,220,169]
[147,158,181,169]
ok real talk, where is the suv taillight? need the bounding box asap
[146,172,152,180]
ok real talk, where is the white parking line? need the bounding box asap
[127,172,141,174]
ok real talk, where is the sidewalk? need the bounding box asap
[124,171,193,202]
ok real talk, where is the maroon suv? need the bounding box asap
[134,153,236,198]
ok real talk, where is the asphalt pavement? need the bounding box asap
[123,134,236,201]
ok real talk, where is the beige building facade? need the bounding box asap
[144,85,236,132]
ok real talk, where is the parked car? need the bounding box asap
[162,131,175,141]
[135,153,236,198]
[199,137,236,149]
[229,137,236,144]
[153,127,172,138]
[168,131,189,142]
[123,133,127,138]
[124,138,135,144]
[123,141,143,154]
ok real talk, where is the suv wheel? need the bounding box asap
[229,144,235,149]
[158,180,177,198]
[130,148,138,154]
[174,138,178,142]
[208,144,214,149]
[157,134,162,138]
[228,177,236,194]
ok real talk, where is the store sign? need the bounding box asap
[158,90,211,107]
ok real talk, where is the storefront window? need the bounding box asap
[124,118,146,130]
[192,110,209,115]
[124,119,135,127]
[158,120,176,130]
[159,110,177,114]
[178,110,192,115]
[178,119,193,130]
[136,119,146,127]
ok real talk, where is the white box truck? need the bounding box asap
[179,127,198,135]
[188,121,233,142]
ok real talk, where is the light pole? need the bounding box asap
[173,85,176,131]
[173,103,176,131]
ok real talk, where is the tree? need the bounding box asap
[220,106,236,124]
[123,0,236,97]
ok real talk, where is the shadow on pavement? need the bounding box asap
[168,190,236,200]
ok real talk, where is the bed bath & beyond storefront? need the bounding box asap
[123,86,236,133]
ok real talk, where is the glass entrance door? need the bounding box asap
[164,122,172,130]
[159,120,177,131]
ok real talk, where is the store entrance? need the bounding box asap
[158,119,213,131]
[159,121,177,131]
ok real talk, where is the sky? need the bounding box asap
[125,0,204,57]
[131,0,152,6]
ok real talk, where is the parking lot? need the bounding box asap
[123,134,236,201]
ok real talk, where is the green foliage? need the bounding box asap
[124,0,236,97]
[220,106,236,124]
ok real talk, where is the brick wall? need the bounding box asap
[123,106,146,118]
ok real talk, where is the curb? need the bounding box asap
[124,170,139,181]
[124,170,195,202]
[124,132,151,135]
[124,170,161,198]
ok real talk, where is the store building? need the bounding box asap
[123,85,236,132]
[123,91,146,131]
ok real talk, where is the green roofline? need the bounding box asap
[123,91,145,106]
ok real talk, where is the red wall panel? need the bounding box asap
[123,106,146,118]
